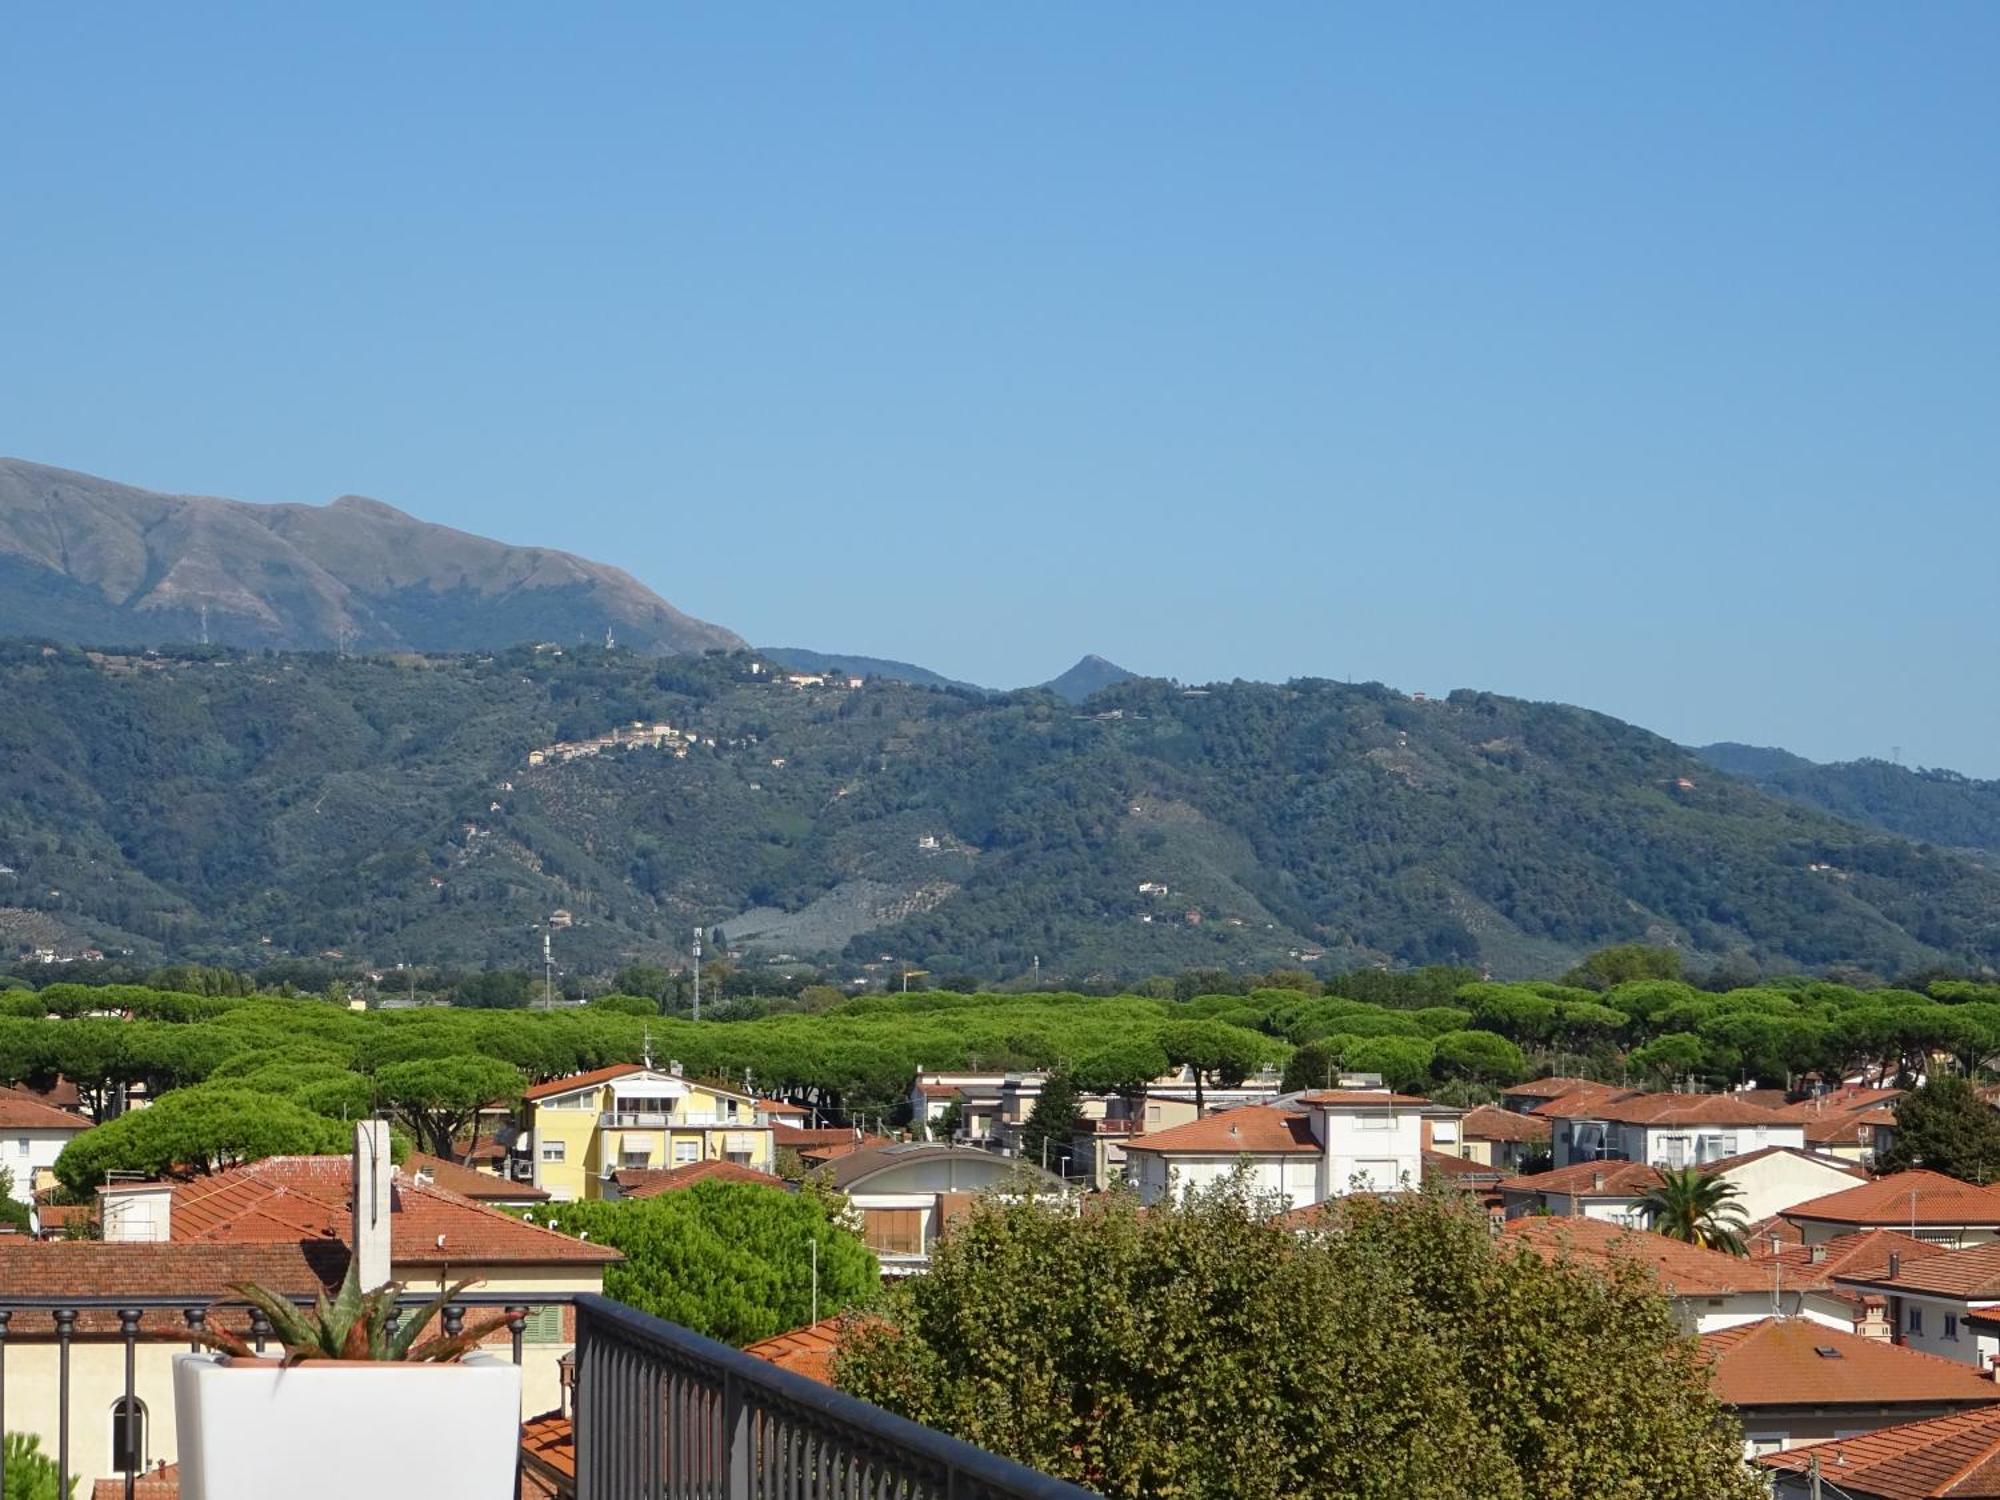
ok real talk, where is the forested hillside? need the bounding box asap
[3,640,1999,980]
[1698,743,2000,861]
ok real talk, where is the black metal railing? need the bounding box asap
[573,1295,1093,1499]
[0,1289,1097,1500]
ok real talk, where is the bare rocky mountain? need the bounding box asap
[0,458,743,654]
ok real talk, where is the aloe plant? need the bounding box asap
[201,1257,512,1364]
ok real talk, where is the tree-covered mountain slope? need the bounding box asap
[0,458,741,655]
[2,641,1997,981]
[1696,743,2000,861]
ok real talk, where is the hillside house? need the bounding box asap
[524,1063,777,1201]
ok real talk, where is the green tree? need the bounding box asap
[530,1181,877,1345]
[1562,944,1683,991]
[1639,1166,1750,1256]
[836,1180,1757,1499]
[1157,1020,1268,1114]
[1627,1032,1707,1087]
[1880,1075,2000,1184]
[1019,1072,1082,1175]
[1431,1030,1527,1085]
[1281,1040,1341,1093]
[372,1057,524,1160]
[4,1432,75,1500]
[53,1085,351,1194]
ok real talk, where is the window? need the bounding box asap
[1909,1306,1924,1335]
[862,1208,925,1255]
[10,1138,26,1157]
[539,1140,566,1163]
[519,1304,565,1345]
[111,1397,146,1474]
[1947,1315,1961,1341]
[1358,1113,1393,1131]
[673,1140,700,1164]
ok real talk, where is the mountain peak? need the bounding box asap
[1043,654,1137,704]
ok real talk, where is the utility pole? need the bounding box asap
[1032,955,1039,988]
[543,931,553,1010]
[692,926,702,1021]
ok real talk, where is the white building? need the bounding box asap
[1539,1088,1806,1169]
[1,1084,93,1209]
[1835,1239,2000,1366]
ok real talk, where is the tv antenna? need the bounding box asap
[691,926,703,1021]
[198,603,211,647]
[542,930,554,1009]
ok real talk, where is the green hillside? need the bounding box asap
[1697,742,2000,861]
[2,640,1998,981]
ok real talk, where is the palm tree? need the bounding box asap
[1639,1166,1750,1256]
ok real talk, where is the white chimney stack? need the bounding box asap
[352,1120,393,1290]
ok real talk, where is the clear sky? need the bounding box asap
[4,6,1996,770]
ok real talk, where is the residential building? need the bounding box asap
[0,1126,617,1493]
[1759,1405,2000,1498]
[1502,1215,1856,1333]
[812,1143,1066,1275]
[1766,1086,1902,1166]
[1498,1160,1662,1225]
[1539,1087,1807,1169]
[1124,1090,1465,1210]
[1702,1316,2000,1459]
[1754,1229,1948,1337]
[0,1083,92,1206]
[404,1150,549,1209]
[1783,1170,2000,1248]
[523,1062,777,1200]
[1498,1076,1602,1114]
[1698,1146,1869,1225]
[1455,1103,1550,1171]
[1834,1240,2000,1368]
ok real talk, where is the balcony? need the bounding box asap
[601,1111,755,1129]
[0,1290,1094,1499]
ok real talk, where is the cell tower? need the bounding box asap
[199,603,211,647]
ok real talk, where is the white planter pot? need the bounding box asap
[172,1352,523,1500]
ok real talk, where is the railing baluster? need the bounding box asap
[0,1308,10,1498]
[507,1305,526,1366]
[120,1307,142,1500]
[249,1306,271,1355]
[54,1307,75,1500]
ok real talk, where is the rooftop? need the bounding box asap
[1782,1170,2000,1229]
[611,1160,788,1197]
[1122,1105,1320,1157]
[1458,1104,1551,1144]
[1701,1317,2000,1408]
[1497,1159,1662,1198]
[1757,1403,2000,1497]
[1760,1227,1948,1291]
[1836,1240,2000,1301]
[1501,1076,1602,1101]
[742,1318,850,1385]
[0,1083,92,1131]
[1534,1086,1800,1128]
[1295,1089,1447,1111]
[1502,1214,1796,1297]
[406,1152,548,1203]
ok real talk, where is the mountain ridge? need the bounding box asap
[0,457,743,655]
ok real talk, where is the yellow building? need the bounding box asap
[524,1062,777,1201]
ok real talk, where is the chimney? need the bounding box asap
[1592,1171,1606,1192]
[352,1120,393,1291]
[97,1182,172,1243]
[1888,1252,1901,1279]
[1809,1244,1827,1264]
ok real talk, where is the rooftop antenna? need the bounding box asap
[604,625,615,651]
[642,1025,653,1071]
[198,603,211,647]
[543,930,554,1010]
[692,926,703,1021]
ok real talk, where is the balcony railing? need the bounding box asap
[0,1289,1095,1500]
[601,1111,760,1129]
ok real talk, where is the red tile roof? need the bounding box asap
[1502,1215,1791,1296]
[1533,1087,1796,1128]
[93,1464,181,1499]
[1837,1240,2000,1301]
[1497,1160,1663,1197]
[1784,1171,2000,1229]
[1459,1104,1551,1144]
[1422,1150,1506,1186]
[1503,1076,1602,1101]
[742,1318,850,1385]
[1702,1317,2000,1409]
[1296,1089,1439,1109]
[1123,1105,1320,1156]
[407,1153,548,1203]
[772,1125,867,1150]
[520,1412,576,1486]
[163,1156,619,1265]
[521,1063,643,1101]
[1761,1228,1948,1292]
[0,1083,91,1130]
[1757,1404,2000,1496]
[610,1160,787,1197]
[0,1241,346,1334]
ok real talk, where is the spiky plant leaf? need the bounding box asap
[405,1311,515,1364]
[386,1277,480,1360]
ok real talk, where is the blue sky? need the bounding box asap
[4,6,1996,770]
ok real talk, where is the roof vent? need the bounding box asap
[1813,1346,1843,1359]
[1889,1252,1901,1278]
[1809,1244,1828,1264]
[1591,1172,1606,1192]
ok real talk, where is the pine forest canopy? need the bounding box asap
[3,641,2000,984]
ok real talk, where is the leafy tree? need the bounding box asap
[1880,1075,2000,1184]
[4,1432,75,1500]
[1639,1167,1749,1256]
[1431,1030,1527,1085]
[1019,1072,1082,1174]
[1563,944,1683,991]
[588,993,660,1018]
[372,1057,524,1160]
[1627,1032,1706,1087]
[1071,1038,1169,1109]
[1280,1040,1341,1093]
[0,1168,27,1237]
[837,1180,1757,1499]
[1157,1020,1267,1114]
[53,1085,351,1194]
[529,1181,876,1345]
[1339,1036,1434,1093]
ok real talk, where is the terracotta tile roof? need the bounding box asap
[1497,1159,1663,1197]
[1762,1228,1948,1291]
[1700,1144,1869,1179]
[1533,1087,1796,1128]
[0,1083,92,1130]
[1502,1215,1787,1296]
[520,1411,576,1485]
[1757,1404,2000,1496]
[93,1463,180,1498]
[742,1318,849,1385]
[799,1134,892,1166]
[407,1153,547,1203]
[1746,1213,1805,1251]
[1784,1170,2000,1229]
[163,1156,620,1265]
[1503,1076,1602,1101]
[1123,1105,1320,1156]
[915,1083,965,1099]
[610,1160,787,1197]
[1459,1104,1551,1144]
[0,1241,345,1334]
[521,1063,643,1101]
[1422,1150,1506,1185]
[1702,1317,2000,1409]
[1837,1240,2000,1301]
[772,1125,867,1150]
